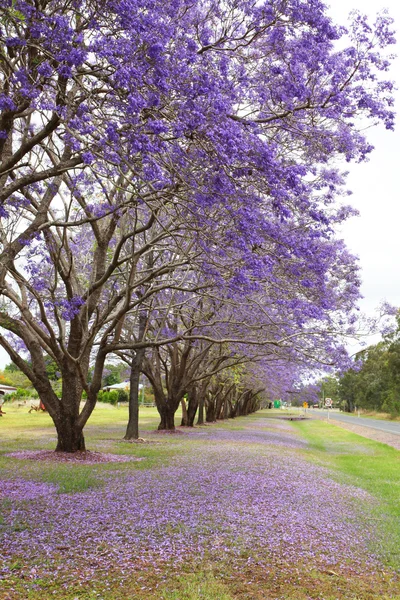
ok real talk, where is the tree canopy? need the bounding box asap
[0,0,395,450]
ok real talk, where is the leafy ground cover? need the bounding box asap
[1,406,400,599]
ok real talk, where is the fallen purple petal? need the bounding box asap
[0,419,385,594]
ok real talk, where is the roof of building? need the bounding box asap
[102,381,143,390]
[0,384,18,392]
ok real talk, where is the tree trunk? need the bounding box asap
[124,310,147,440]
[147,378,180,431]
[124,353,141,440]
[158,402,176,430]
[215,390,227,420]
[55,419,86,452]
[186,387,199,426]
[223,396,229,419]
[197,394,205,425]
[124,350,145,440]
[237,389,262,416]
[50,368,86,452]
[206,395,216,422]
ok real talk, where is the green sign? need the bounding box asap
[273,400,281,408]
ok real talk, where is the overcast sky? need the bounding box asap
[327,0,400,354]
[0,0,399,369]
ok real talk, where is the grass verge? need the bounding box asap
[294,419,400,570]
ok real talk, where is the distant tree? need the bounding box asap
[1,365,33,390]
[4,362,19,373]
[338,370,359,413]
[319,376,340,407]
[102,363,127,388]
[43,356,61,382]
[338,342,392,413]
[0,371,14,387]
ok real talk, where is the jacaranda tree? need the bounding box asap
[0,0,395,450]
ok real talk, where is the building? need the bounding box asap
[0,384,17,396]
[102,381,134,392]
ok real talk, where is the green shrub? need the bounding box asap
[382,390,400,418]
[142,386,155,405]
[117,388,128,403]
[6,388,39,400]
[16,388,32,398]
[97,389,119,405]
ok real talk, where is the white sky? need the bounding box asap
[0,0,399,369]
[328,0,400,351]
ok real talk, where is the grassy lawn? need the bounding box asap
[1,406,400,599]
[294,419,400,570]
[0,403,184,493]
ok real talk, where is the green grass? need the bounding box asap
[3,407,400,599]
[0,402,186,493]
[0,570,235,600]
[161,572,234,600]
[294,419,400,568]
[0,401,183,445]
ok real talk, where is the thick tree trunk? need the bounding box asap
[143,348,177,431]
[35,385,86,453]
[206,396,216,422]
[55,419,85,452]
[51,371,86,452]
[47,363,105,453]
[223,396,230,420]
[158,402,176,430]
[148,379,179,431]
[186,387,198,426]
[207,385,224,422]
[218,384,235,420]
[215,392,226,420]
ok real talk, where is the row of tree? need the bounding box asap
[0,0,395,450]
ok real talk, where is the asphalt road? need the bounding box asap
[312,410,400,436]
